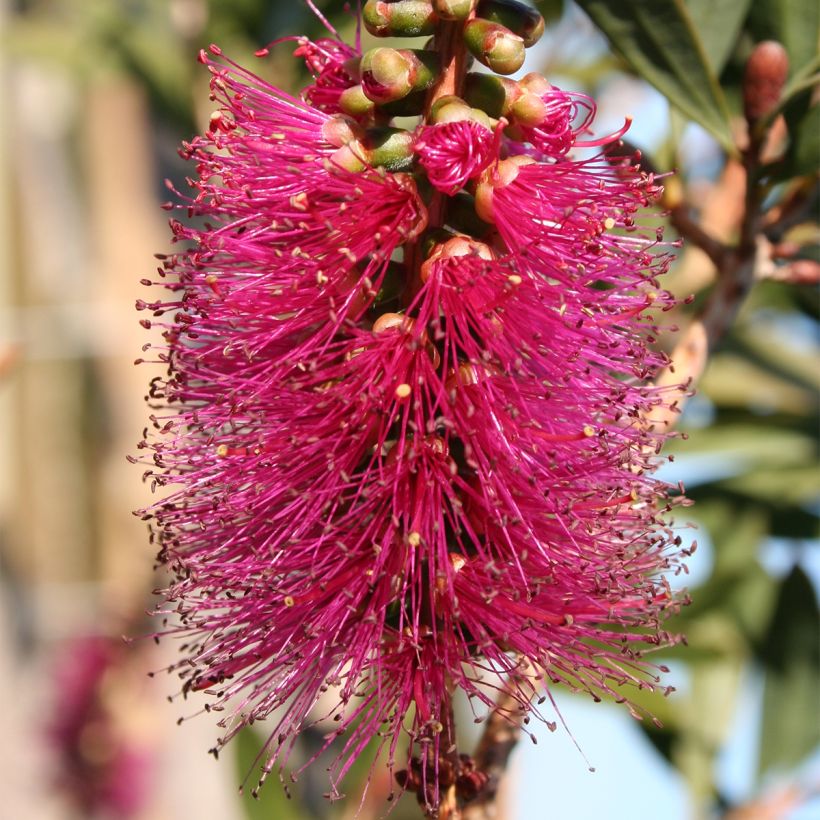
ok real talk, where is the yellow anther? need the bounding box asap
[395,383,412,399]
[603,217,616,230]
[508,274,522,286]
[283,595,295,607]
[583,425,596,437]
[216,444,229,457]
[407,531,421,547]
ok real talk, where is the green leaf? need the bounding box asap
[782,92,820,178]
[720,464,820,507]
[574,0,735,151]
[685,0,753,74]
[235,728,305,820]
[533,0,565,24]
[698,352,816,414]
[670,424,816,468]
[749,0,820,78]
[686,486,820,540]
[758,566,820,774]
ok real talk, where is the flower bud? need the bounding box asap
[326,141,369,173]
[364,126,416,171]
[429,95,493,129]
[360,48,440,104]
[476,0,545,48]
[463,19,526,75]
[321,115,365,148]
[421,235,496,281]
[518,71,551,96]
[339,84,376,117]
[743,40,789,124]
[429,95,473,123]
[373,312,415,334]
[363,0,438,38]
[511,90,547,126]
[464,72,522,117]
[474,155,535,222]
[433,0,477,20]
[326,141,369,174]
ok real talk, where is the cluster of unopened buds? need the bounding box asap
[137,0,688,815]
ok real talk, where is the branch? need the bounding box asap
[461,688,524,820]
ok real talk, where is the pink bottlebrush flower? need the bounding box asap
[138,5,687,813]
[416,120,496,195]
[46,636,154,819]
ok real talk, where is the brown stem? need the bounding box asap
[435,691,463,820]
[462,688,524,820]
[405,19,471,301]
[668,204,730,270]
[425,20,471,229]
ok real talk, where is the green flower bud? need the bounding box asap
[433,0,477,19]
[363,0,438,38]
[430,95,494,129]
[463,19,526,75]
[476,0,545,48]
[363,127,416,171]
[339,84,376,117]
[429,95,474,123]
[464,72,522,117]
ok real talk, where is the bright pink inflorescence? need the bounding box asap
[137,6,688,813]
[416,120,496,195]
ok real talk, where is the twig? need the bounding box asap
[461,688,524,820]
[668,204,730,270]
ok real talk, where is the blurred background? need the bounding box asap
[0,1,817,818]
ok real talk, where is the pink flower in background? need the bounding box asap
[46,636,153,819]
[137,3,686,811]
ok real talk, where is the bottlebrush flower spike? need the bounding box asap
[137,2,688,815]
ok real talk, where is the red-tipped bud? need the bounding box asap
[363,0,438,38]
[743,40,789,123]
[463,19,526,75]
[433,0,477,20]
[360,48,439,104]
[476,0,545,48]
